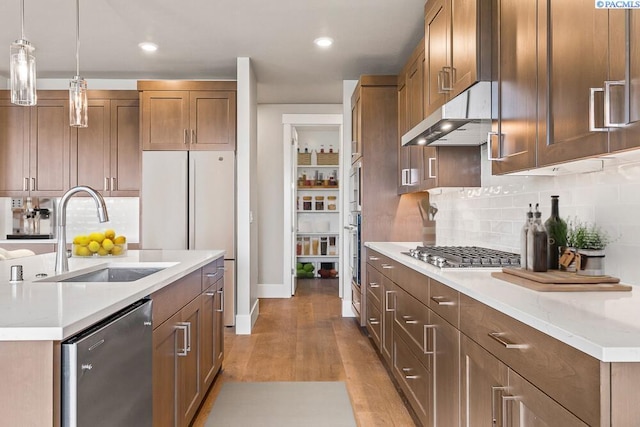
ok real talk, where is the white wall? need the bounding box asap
[431,145,640,285]
[236,57,259,334]
[256,104,342,289]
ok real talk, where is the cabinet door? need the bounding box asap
[609,10,640,153]
[450,0,484,96]
[141,91,190,150]
[200,286,216,390]
[431,310,460,427]
[153,311,181,427]
[421,146,438,189]
[491,0,538,174]
[73,100,110,192]
[189,91,236,151]
[537,1,610,166]
[110,99,140,196]
[179,297,203,427]
[425,0,450,117]
[29,99,71,196]
[505,370,588,427]
[0,101,30,196]
[460,334,508,427]
[398,74,410,193]
[408,50,425,128]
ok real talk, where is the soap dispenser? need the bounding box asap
[520,204,533,269]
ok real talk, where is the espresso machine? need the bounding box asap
[8,197,55,239]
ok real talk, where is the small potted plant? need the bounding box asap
[565,218,611,276]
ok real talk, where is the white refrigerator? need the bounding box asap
[141,151,236,326]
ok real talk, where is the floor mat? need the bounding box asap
[204,381,357,427]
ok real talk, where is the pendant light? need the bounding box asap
[69,0,88,127]
[9,0,37,106]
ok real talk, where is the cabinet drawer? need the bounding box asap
[393,333,430,427]
[202,258,224,291]
[366,249,396,281]
[152,269,202,328]
[459,294,603,426]
[394,285,430,368]
[428,278,459,328]
[365,265,383,309]
[395,261,428,303]
[366,298,382,349]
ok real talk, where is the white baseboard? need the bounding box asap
[257,283,292,298]
[235,299,260,335]
[342,299,356,317]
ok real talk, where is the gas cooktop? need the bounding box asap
[403,246,521,269]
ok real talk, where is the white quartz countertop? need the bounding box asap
[0,249,224,341]
[366,242,640,363]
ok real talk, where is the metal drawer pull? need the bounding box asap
[491,386,507,426]
[589,87,608,132]
[369,318,380,325]
[428,157,436,179]
[502,395,517,426]
[381,264,394,269]
[217,289,224,312]
[385,290,395,312]
[423,324,435,355]
[176,323,189,356]
[369,256,380,261]
[111,177,116,191]
[430,296,454,306]
[487,131,503,161]
[23,177,28,191]
[31,177,35,191]
[402,367,419,380]
[184,129,189,144]
[488,332,528,349]
[604,80,627,127]
[402,315,418,325]
[191,129,197,144]
[205,292,215,297]
[369,282,380,288]
[206,272,218,278]
[441,66,454,91]
[217,266,226,270]
[104,177,109,191]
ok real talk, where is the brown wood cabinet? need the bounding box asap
[492,3,640,174]
[72,92,140,196]
[351,90,362,164]
[421,145,481,189]
[139,81,236,151]
[424,0,491,117]
[0,92,71,197]
[151,259,224,427]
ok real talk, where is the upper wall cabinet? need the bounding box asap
[424,0,491,117]
[491,3,640,174]
[72,92,140,196]
[0,92,71,197]
[138,81,237,151]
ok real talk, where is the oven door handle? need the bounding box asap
[343,225,357,231]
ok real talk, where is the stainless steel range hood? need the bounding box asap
[401,81,492,147]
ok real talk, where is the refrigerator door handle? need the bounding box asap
[188,155,196,249]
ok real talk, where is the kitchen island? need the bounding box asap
[0,249,223,426]
[365,242,640,426]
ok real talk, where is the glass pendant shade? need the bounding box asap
[69,76,88,128]
[10,0,37,106]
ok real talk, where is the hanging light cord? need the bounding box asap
[75,0,80,76]
[20,0,25,40]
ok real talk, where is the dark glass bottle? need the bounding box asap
[527,205,548,272]
[544,195,567,270]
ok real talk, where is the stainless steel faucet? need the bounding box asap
[55,186,109,274]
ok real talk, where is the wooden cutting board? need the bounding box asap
[492,272,632,292]
[501,268,620,284]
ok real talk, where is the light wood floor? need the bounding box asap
[192,278,416,427]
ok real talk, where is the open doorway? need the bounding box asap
[282,114,344,299]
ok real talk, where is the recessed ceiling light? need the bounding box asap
[441,122,453,131]
[314,37,334,48]
[138,42,158,52]
[417,138,427,145]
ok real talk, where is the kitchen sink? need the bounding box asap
[57,267,165,282]
[37,262,177,283]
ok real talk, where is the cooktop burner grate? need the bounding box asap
[403,246,521,269]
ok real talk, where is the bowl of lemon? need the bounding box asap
[73,229,127,257]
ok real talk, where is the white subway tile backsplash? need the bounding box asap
[431,153,640,285]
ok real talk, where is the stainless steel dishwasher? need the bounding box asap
[62,298,152,427]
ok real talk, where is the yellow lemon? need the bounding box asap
[105,229,116,240]
[75,246,91,257]
[89,232,105,244]
[88,241,101,253]
[102,238,115,251]
[111,245,124,256]
[97,247,108,256]
[114,235,127,245]
[74,235,90,246]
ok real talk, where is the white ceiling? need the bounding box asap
[0,0,425,103]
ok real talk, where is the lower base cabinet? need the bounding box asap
[152,258,224,427]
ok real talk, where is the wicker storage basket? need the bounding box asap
[316,152,339,165]
[297,152,311,165]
